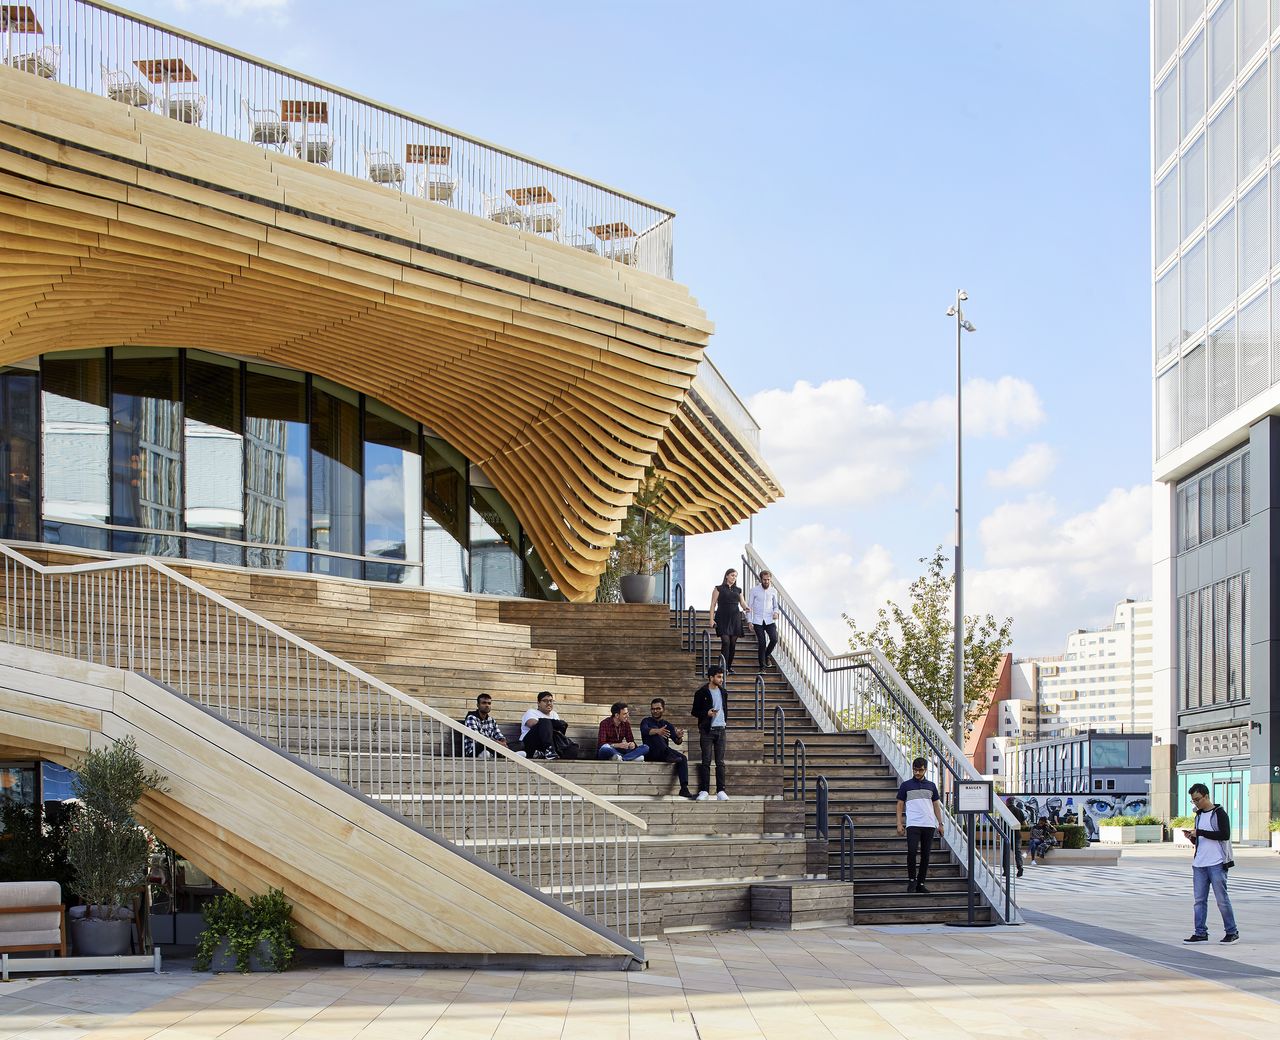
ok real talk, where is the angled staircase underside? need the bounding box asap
[0,644,635,963]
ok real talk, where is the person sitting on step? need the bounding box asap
[597,702,650,761]
[1028,820,1057,865]
[462,693,509,758]
[640,697,695,799]
[521,691,565,760]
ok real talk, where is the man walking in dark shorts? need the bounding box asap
[691,665,729,801]
[896,757,944,893]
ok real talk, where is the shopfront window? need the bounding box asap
[364,402,421,584]
[422,435,469,591]
[470,472,521,596]
[310,380,361,579]
[112,348,182,556]
[42,350,109,550]
[184,352,245,565]
[0,362,39,541]
[244,365,308,572]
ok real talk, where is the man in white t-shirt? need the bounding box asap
[746,571,779,672]
[1180,782,1239,944]
[521,691,564,760]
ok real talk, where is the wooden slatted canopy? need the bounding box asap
[0,66,780,598]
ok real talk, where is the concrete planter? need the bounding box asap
[207,938,275,973]
[69,913,132,956]
[1271,831,1280,852]
[1172,827,1194,847]
[1099,824,1137,845]
[619,574,657,604]
[1136,824,1164,843]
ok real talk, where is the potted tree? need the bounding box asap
[194,888,295,973]
[65,737,165,956]
[615,469,675,604]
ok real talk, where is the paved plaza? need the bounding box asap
[1,846,1277,1040]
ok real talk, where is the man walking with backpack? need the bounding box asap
[1181,782,1240,945]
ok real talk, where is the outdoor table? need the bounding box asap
[134,57,196,120]
[282,99,330,163]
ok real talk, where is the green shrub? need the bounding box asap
[1170,815,1194,828]
[1268,819,1280,833]
[1058,824,1088,849]
[1101,816,1141,827]
[194,887,295,973]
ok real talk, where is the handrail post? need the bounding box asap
[700,630,710,676]
[754,673,765,730]
[671,580,683,621]
[772,705,785,764]
[839,813,854,882]
[815,775,829,840]
[791,738,806,800]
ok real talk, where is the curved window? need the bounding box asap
[1,348,561,599]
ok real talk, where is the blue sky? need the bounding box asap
[145,0,1153,654]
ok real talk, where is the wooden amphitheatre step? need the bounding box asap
[750,880,857,930]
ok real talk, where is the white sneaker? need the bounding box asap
[515,751,527,758]
[696,791,710,801]
[716,791,729,801]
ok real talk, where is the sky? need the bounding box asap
[132,0,1154,656]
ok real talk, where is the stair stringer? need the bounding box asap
[0,644,641,965]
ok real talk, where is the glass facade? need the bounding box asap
[1153,0,1280,455]
[0,348,561,599]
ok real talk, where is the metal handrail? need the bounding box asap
[0,542,645,944]
[815,776,829,840]
[791,738,806,801]
[700,630,711,676]
[14,0,676,279]
[671,579,683,619]
[754,673,766,730]
[837,813,854,882]
[684,606,696,655]
[742,544,1019,923]
[771,705,785,764]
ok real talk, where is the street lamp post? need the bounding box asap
[946,290,976,752]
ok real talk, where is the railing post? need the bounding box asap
[671,580,683,621]
[815,775,829,840]
[772,705,785,764]
[792,738,806,800]
[754,673,765,730]
[700,630,710,676]
[839,813,854,882]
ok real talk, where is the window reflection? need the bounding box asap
[245,365,308,572]
[422,435,468,591]
[112,349,182,556]
[311,380,361,580]
[364,402,421,584]
[185,352,244,565]
[42,350,109,550]
[0,362,40,541]
[470,473,522,597]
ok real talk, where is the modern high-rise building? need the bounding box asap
[1150,0,1280,840]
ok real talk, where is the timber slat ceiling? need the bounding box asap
[0,67,780,598]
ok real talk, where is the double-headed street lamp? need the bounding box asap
[945,290,976,752]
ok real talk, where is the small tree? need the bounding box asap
[615,469,675,576]
[843,547,1012,739]
[66,737,165,920]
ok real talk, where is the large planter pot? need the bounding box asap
[619,573,657,604]
[1136,824,1165,843]
[1271,831,1280,851]
[207,938,275,973]
[69,912,133,956]
[1099,825,1137,845]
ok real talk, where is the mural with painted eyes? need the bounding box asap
[1004,794,1150,840]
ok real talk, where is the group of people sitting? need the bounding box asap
[460,664,733,802]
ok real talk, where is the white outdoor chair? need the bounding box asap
[165,92,206,125]
[243,100,289,148]
[101,65,153,108]
[293,136,334,165]
[601,240,636,266]
[365,149,405,188]
[567,233,599,255]
[9,45,60,80]
[418,168,458,203]
[523,203,562,236]
[483,192,524,227]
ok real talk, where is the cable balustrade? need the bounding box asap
[2,0,675,278]
[0,542,645,945]
[741,544,1021,924]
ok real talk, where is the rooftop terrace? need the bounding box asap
[1,0,676,277]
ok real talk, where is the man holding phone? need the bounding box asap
[1181,783,1239,944]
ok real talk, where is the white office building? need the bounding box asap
[1150,0,1279,839]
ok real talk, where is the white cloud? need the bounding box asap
[747,375,1045,507]
[986,442,1056,488]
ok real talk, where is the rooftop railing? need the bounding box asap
[2,0,675,278]
[691,355,762,453]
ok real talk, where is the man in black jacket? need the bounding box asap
[1181,783,1239,944]
[691,665,729,801]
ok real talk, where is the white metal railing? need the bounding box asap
[2,0,675,278]
[0,542,645,949]
[691,356,762,453]
[742,544,1021,924]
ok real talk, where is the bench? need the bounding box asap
[0,881,66,957]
